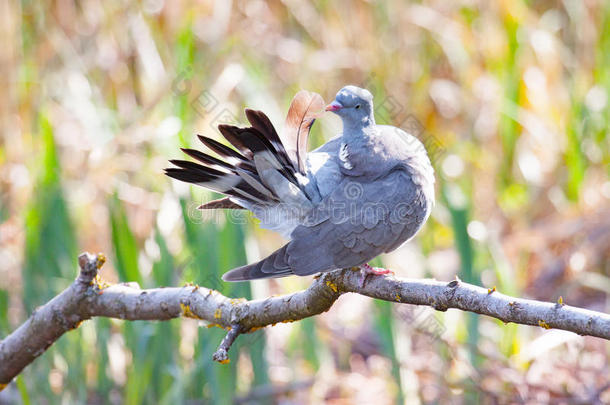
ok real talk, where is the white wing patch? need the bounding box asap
[307,151,331,174]
[339,142,353,170]
[307,150,343,199]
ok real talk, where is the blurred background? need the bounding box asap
[1,0,609,403]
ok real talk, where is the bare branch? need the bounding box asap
[1,252,609,388]
[213,324,242,364]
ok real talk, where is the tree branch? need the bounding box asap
[1,252,609,388]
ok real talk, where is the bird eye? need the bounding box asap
[355,104,361,109]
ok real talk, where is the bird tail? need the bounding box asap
[165,109,303,209]
[222,244,293,281]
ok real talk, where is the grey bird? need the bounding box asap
[165,85,435,284]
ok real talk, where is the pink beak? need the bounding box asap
[325,100,343,112]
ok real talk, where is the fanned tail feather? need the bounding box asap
[165,109,306,209]
[245,109,294,171]
[198,197,244,210]
[165,159,271,204]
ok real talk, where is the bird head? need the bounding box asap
[326,85,375,126]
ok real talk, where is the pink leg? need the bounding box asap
[359,263,394,288]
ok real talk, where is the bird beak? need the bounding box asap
[325,100,343,112]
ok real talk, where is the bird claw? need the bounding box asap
[358,263,394,288]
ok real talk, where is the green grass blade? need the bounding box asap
[108,194,142,285]
[0,289,8,335]
[16,375,31,405]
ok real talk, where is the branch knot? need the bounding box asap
[77,252,105,285]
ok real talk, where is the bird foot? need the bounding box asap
[358,263,394,288]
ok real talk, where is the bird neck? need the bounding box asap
[341,114,376,143]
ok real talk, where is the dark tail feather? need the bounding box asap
[218,125,254,159]
[164,167,207,184]
[219,123,299,184]
[219,126,274,159]
[245,109,296,169]
[180,148,236,171]
[222,245,293,281]
[197,135,256,171]
[198,197,244,210]
[245,109,282,149]
[168,159,226,178]
[165,160,274,203]
[197,134,245,160]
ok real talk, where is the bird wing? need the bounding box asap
[165,109,305,208]
[222,168,429,281]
